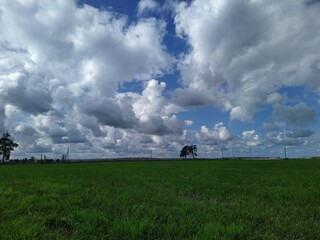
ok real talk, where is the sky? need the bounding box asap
[0,0,320,159]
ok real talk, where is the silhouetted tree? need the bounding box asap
[180,145,197,159]
[180,146,189,159]
[0,133,19,163]
[190,145,197,159]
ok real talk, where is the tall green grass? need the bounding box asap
[0,159,319,239]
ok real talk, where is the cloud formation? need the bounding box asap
[0,0,182,157]
[184,120,193,126]
[263,102,316,148]
[272,103,317,126]
[173,0,320,121]
[196,122,233,146]
[137,0,159,15]
[242,130,262,147]
[0,0,318,158]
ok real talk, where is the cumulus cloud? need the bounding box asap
[0,0,184,158]
[285,128,314,138]
[32,112,88,144]
[0,1,173,103]
[265,92,285,105]
[173,88,216,107]
[272,103,317,126]
[6,74,53,115]
[265,126,314,148]
[262,102,317,151]
[262,123,280,132]
[133,80,173,121]
[173,0,320,121]
[15,124,38,136]
[242,130,262,147]
[130,80,183,135]
[266,132,305,146]
[263,102,316,149]
[196,122,233,145]
[79,125,188,158]
[184,120,193,126]
[1,0,318,158]
[137,0,159,15]
[82,97,137,129]
[76,79,183,143]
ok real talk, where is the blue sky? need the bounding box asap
[0,0,319,159]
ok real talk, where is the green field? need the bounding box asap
[0,159,320,239]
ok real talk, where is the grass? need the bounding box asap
[0,159,320,239]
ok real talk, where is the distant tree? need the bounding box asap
[180,145,198,159]
[0,133,19,163]
[180,146,189,159]
[190,145,197,159]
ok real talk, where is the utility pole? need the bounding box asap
[284,146,287,159]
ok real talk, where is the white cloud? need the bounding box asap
[242,130,262,147]
[1,0,319,158]
[230,106,251,122]
[0,0,183,158]
[196,122,233,145]
[133,80,168,121]
[132,80,183,135]
[137,0,159,15]
[184,120,193,126]
[173,0,320,121]
[265,92,285,105]
[0,1,173,103]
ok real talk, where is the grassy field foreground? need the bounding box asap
[0,159,320,239]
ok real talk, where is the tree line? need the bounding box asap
[0,131,198,162]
